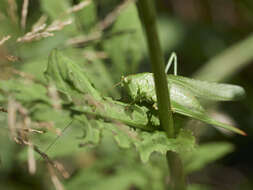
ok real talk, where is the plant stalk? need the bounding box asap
[136,0,173,137]
[136,0,186,189]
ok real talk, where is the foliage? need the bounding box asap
[0,0,251,190]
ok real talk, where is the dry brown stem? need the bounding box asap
[66,0,136,46]
[48,84,62,110]
[0,35,11,46]
[48,164,65,190]
[17,19,72,43]
[21,0,29,30]
[67,0,91,14]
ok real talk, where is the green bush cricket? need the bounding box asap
[121,52,246,135]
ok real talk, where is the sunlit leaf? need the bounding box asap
[134,129,195,163]
[45,49,102,102]
[71,97,159,131]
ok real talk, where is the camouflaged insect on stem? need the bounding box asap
[121,72,246,135]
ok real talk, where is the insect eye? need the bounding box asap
[121,76,129,84]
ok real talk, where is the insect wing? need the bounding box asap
[170,83,205,113]
[168,74,245,101]
[172,101,245,135]
[170,84,245,135]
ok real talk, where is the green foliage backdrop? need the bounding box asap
[0,0,252,190]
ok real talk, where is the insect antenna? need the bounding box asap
[41,119,74,157]
[113,81,122,88]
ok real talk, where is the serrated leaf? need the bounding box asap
[75,116,195,163]
[168,74,245,101]
[75,115,137,149]
[45,49,102,102]
[74,112,195,163]
[184,142,234,174]
[74,115,101,145]
[71,97,159,131]
[97,121,133,149]
[134,129,195,163]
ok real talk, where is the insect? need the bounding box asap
[41,50,246,158]
[121,52,246,135]
[45,50,245,135]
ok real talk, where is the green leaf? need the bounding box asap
[84,57,120,98]
[97,120,134,149]
[71,97,159,131]
[74,112,195,163]
[0,79,51,104]
[75,114,136,149]
[45,49,102,102]
[26,104,84,158]
[66,167,147,190]
[16,104,84,159]
[31,103,71,123]
[20,58,48,83]
[74,115,101,145]
[75,0,97,33]
[184,142,234,174]
[134,129,195,163]
[103,3,145,77]
[40,0,70,19]
[168,74,246,101]
[75,116,132,148]
[0,93,5,102]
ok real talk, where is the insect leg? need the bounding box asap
[165,52,177,75]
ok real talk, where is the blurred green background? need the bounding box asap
[0,0,253,190]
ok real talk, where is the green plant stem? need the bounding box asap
[167,151,187,190]
[136,0,186,189]
[136,0,173,137]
